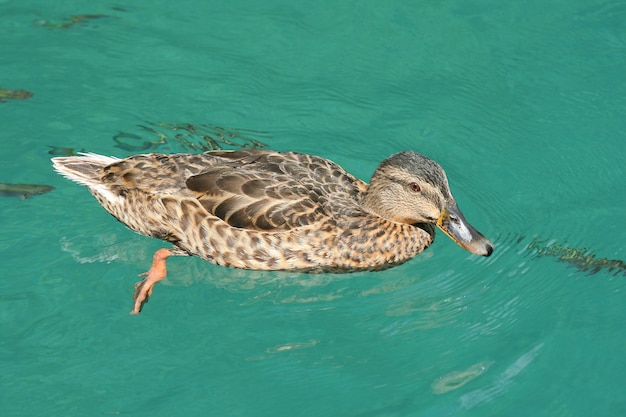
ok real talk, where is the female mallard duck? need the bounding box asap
[52,150,493,314]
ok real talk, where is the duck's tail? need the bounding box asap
[52,153,120,188]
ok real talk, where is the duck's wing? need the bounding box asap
[185,150,366,231]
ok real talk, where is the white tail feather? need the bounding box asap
[52,153,120,188]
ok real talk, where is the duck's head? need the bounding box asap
[362,151,494,256]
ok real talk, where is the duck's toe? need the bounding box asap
[129,248,171,315]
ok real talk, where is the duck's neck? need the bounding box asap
[360,181,396,221]
[361,185,436,240]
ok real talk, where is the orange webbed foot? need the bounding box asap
[130,248,171,315]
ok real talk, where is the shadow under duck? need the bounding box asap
[52,150,493,314]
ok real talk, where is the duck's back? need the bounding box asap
[98,150,367,231]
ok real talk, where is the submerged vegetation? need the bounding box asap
[47,122,270,156]
[0,88,33,103]
[112,122,269,153]
[0,183,54,199]
[34,14,110,30]
[527,235,625,276]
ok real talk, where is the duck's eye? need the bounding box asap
[408,182,421,192]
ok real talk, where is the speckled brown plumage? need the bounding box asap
[53,149,493,313]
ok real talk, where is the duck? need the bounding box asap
[52,149,493,314]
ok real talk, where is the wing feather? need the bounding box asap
[97,149,367,232]
[185,151,364,231]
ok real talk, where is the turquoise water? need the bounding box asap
[2,0,625,415]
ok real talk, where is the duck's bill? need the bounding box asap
[436,204,494,256]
